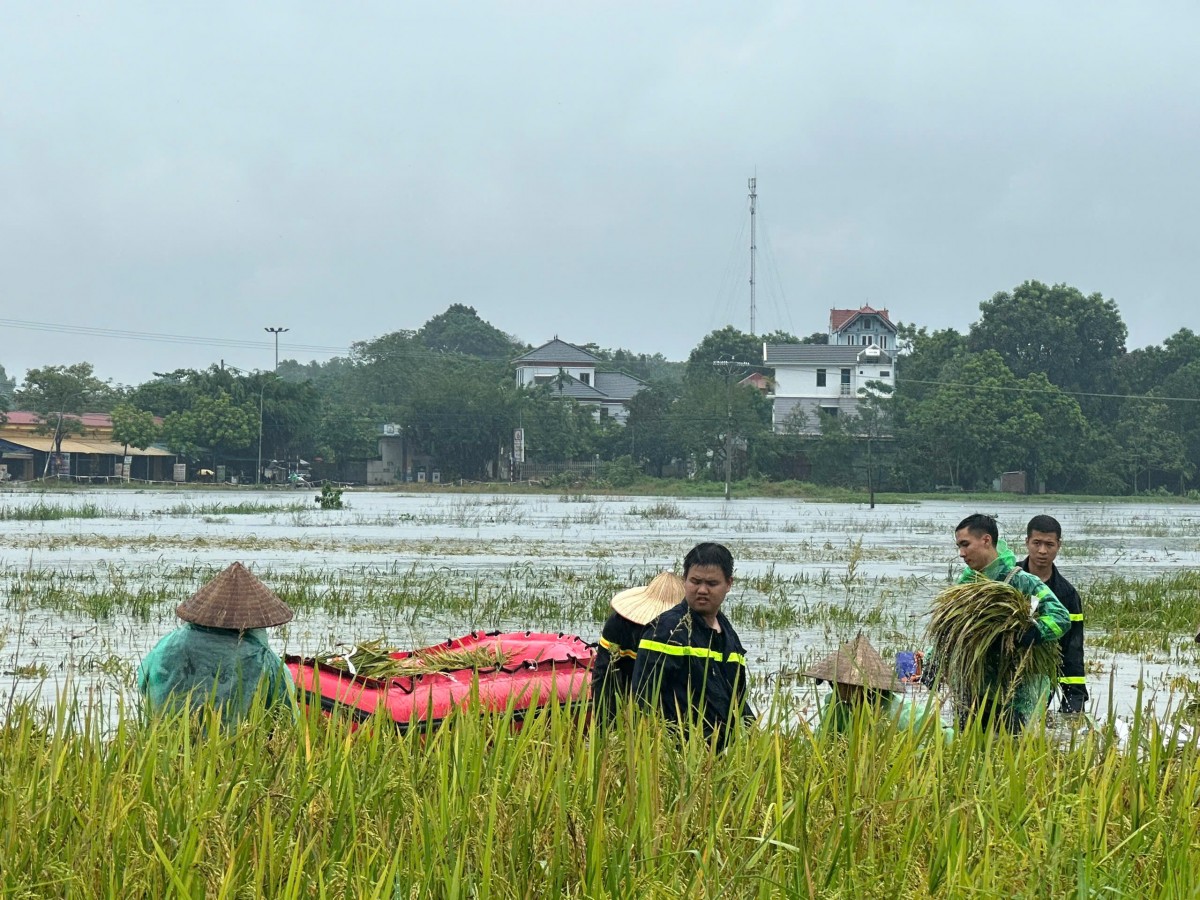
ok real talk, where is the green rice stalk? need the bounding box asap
[927,577,1061,711]
[314,639,514,679]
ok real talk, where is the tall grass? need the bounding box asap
[1,690,1199,897]
[0,500,111,520]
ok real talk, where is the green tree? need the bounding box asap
[520,392,601,462]
[316,405,386,469]
[403,367,519,479]
[894,324,968,399]
[807,411,857,486]
[578,344,684,384]
[967,281,1127,407]
[900,352,1040,489]
[16,363,114,474]
[416,304,521,359]
[670,376,771,482]
[0,363,15,412]
[623,383,682,476]
[685,327,764,383]
[109,404,159,455]
[1018,372,1089,492]
[1113,400,1192,493]
[161,392,257,468]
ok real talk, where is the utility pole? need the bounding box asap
[748,176,757,335]
[262,328,288,374]
[713,358,752,501]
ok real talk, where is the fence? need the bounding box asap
[519,460,600,480]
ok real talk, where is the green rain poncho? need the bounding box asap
[816,691,954,744]
[136,623,296,725]
[950,539,1071,726]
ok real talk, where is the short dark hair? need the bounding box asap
[955,513,998,544]
[1026,515,1062,540]
[683,542,734,580]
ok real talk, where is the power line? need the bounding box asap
[0,317,348,356]
[900,377,1200,405]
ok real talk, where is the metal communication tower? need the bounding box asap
[748,176,757,335]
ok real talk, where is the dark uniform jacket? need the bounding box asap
[590,612,644,722]
[1018,558,1088,713]
[631,601,752,748]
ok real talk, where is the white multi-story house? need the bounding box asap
[765,306,897,434]
[828,305,897,350]
[513,338,645,424]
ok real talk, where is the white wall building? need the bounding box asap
[765,305,898,434]
[513,338,645,424]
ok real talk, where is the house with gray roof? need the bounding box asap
[514,338,646,423]
[764,343,894,434]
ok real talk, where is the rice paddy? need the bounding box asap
[1,486,1199,894]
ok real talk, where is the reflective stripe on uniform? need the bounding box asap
[599,636,636,659]
[638,639,745,666]
[1038,615,1065,638]
[1060,676,1087,685]
[1069,613,1083,622]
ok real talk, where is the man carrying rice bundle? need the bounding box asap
[928,513,1072,732]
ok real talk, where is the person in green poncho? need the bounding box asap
[807,632,953,743]
[936,513,1072,732]
[137,561,297,727]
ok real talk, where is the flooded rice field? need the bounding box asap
[2,487,1198,723]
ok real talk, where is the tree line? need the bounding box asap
[3,287,1199,495]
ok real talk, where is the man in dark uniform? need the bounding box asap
[632,542,753,748]
[1018,514,1088,714]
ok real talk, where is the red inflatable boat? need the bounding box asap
[287,630,595,731]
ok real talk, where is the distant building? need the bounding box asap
[828,305,897,350]
[513,338,646,424]
[0,411,174,481]
[764,306,897,434]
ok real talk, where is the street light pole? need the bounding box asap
[712,358,752,501]
[256,382,265,486]
[264,326,289,372]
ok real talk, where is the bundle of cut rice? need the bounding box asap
[926,578,1061,710]
[315,639,513,679]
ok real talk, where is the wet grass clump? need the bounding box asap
[0,500,110,521]
[165,500,311,516]
[1085,571,1200,655]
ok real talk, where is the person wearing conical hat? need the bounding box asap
[136,562,297,726]
[590,571,684,724]
[805,632,951,743]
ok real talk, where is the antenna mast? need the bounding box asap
[748,176,757,335]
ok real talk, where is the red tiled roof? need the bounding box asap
[2,411,164,428]
[829,305,893,333]
[4,411,116,428]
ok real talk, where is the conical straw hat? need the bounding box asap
[802,632,898,690]
[176,562,294,630]
[609,571,684,625]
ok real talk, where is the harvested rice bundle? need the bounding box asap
[927,578,1061,710]
[392,642,514,676]
[315,639,514,679]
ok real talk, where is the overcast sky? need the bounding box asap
[3,2,1199,387]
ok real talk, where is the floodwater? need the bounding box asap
[2,487,1198,723]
